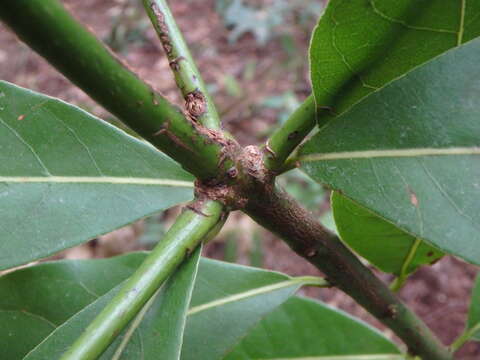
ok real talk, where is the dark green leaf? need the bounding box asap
[467,274,480,341]
[101,247,202,360]
[226,296,401,359]
[23,283,124,360]
[0,81,193,270]
[1,253,321,359]
[301,39,480,264]
[332,192,443,275]
[181,260,318,360]
[23,248,201,360]
[0,253,145,359]
[310,0,480,121]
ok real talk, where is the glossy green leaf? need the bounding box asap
[467,274,480,341]
[301,39,480,264]
[332,192,443,275]
[181,261,322,360]
[23,248,201,360]
[310,0,480,121]
[226,296,401,359]
[0,81,193,270]
[0,253,145,359]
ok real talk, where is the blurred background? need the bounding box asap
[0,0,478,358]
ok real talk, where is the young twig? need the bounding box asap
[60,200,225,360]
[0,0,225,181]
[263,95,317,171]
[143,0,221,130]
[390,238,422,293]
[1,2,455,359]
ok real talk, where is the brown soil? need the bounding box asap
[1,1,478,358]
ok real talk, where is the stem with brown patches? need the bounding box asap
[143,0,221,130]
[243,185,452,360]
[0,2,454,359]
[0,0,225,180]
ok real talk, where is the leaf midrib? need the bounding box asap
[0,176,193,187]
[187,276,326,316]
[300,147,480,162]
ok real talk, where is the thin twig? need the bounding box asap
[450,322,480,352]
[390,238,422,293]
[143,0,221,129]
[60,200,225,360]
[263,95,317,171]
[111,286,163,360]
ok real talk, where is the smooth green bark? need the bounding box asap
[60,200,225,360]
[0,0,225,180]
[264,95,316,172]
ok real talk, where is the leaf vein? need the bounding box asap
[370,0,457,34]
[0,116,51,175]
[300,147,480,162]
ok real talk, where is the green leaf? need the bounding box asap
[0,253,145,359]
[467,274,480,341]
[100,246,202,360]
[300,39,480,264]
[226,296,401,359]
[23,283,125,360]
[23,248,201,360]
[332,192,443,276]
[181,261,322,360]
[309,0,480,120]
[0,81,193,270]
[1,253,322,359]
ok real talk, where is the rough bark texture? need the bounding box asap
[244,185,452,360]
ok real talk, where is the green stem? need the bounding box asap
[143,0,220,130]
[0,0,227,180]
[60,199,225,360]
[263,94,316,172]
[293,275,330,288]
[450,322,480,352]
[390,238,422,293]
[0,2,452,359]
[111,286,162,360]
[243,185,452,360]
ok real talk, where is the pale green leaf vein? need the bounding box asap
[0,116,51,175]
[300,147,480,162]
[0,309,57,329]
[187,276,327,316]
[419,161,479,231]
[0,176,193,187]
[370,0,456,34]
[45,107,104,176]
[458,0,466,45]
[330,7,379,91]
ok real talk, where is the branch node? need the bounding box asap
[264,141,277,158]
[185,89,207,119]
[186,202,210,217]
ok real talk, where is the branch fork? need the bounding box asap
[0,1,454,359]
